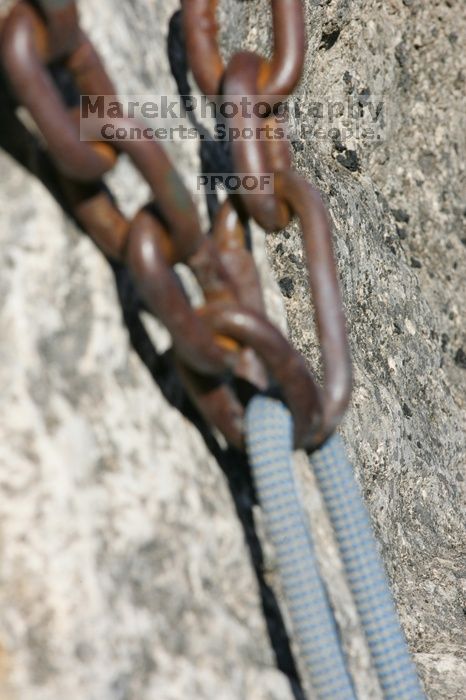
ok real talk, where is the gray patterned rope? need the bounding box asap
[246,396,356,699]
[246,395,425,700]
[310,434,424,700]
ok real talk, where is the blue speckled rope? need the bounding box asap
[245,395,425,700]
[246,397,356,699]
[310,432,424,700]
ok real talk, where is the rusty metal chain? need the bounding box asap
[0,0,352,451]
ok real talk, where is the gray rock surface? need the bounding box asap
[0,1,464,699]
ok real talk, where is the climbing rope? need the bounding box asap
[246,398,356,700]
[309,432,424,700]
[246,396,425,700]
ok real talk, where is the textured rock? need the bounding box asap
[0,1,465,700]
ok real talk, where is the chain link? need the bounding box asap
[0,0,352,450]
[182,0,305,98]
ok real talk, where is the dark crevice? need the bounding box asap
[320,28,341,50]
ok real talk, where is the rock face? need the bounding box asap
[0,1,465,700]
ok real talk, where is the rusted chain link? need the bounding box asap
[0,0,352,450]
[182,0,306,98]
[182,0,352,446]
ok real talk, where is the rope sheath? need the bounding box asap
[246,397,356,699]
[246,396,425,700]
[310,434,424,700]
